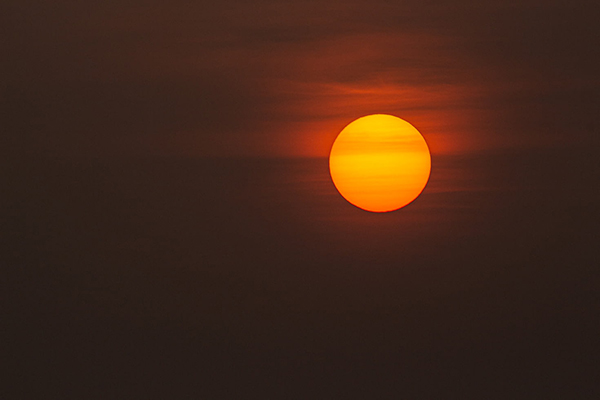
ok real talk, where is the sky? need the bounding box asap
[5,0,598,157]
[3,0,599,398]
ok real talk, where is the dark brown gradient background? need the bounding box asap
[3,1,599,398]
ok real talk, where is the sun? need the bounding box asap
[329,114,431,212]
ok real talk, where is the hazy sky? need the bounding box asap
[4,1,600,398]
[5,0,598,157]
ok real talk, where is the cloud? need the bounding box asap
[4,0,598,157]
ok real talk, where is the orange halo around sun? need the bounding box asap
[329,114,431,212]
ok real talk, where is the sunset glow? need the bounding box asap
[329,114,431,212]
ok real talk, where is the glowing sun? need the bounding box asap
[329,114,431,212]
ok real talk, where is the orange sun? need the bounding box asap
[329,114,431,212]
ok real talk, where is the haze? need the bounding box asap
[3,0,598,398]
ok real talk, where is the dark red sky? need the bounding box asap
[5,0,598,157]
[4,1,599,398]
